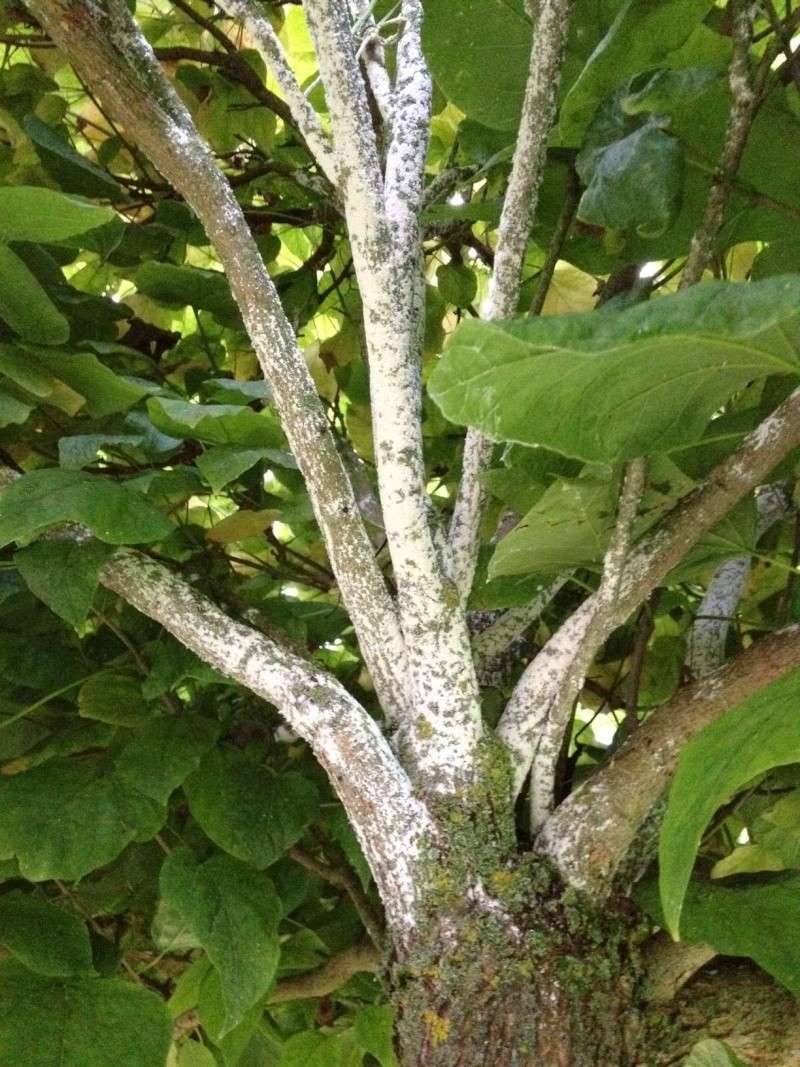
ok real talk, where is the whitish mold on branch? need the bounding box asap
[27,0,409,723]
[102,550,432,940]
[497,388,800,811]
[538,624,800,894]
[303,0,484,792]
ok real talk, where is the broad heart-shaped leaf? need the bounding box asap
[185,747,319,869]
[0,244,70,345]
[0,187,114,242]
[428,278,800,464]
[0,891,94,977]
[558,0,713,144]
[196,447,271,493]
[354,1005,398,1067]
[684,1039,746,1066]
[148,397,285,450]
[641,873,800,1000]
[160,849,281,1037]
[421,0,531,131]
[0,468,174,547]
[0,716,219,880]
[576,120,685,237]
[14,540,115,627]
[279,1030,363,1067]
[659,667,800,938]
[0,961,172,1067]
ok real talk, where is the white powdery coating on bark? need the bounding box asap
[215,0,338,185]
[102,549,432,941]
[304,0,484,791]
[448,0,575,604]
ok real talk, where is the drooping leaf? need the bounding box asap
[0,469,174,547]
[429,278,800,463]
[78,672,150,728]
[206,508,280,544]
[148,398,284,449]
[185,747,319,869]
[642,873,800,999]
[0,186,115,241]
[0,891,94,977]
[22,116,124,200]
[196,447,271,493]
[14,540,115,627]
[160,848,281,1036]
[135,262,240,327]
[659,667,800,937]
[0,244,70,345]
[31,350,148,416]
[0,961,172,1067]
[559,0,714,144]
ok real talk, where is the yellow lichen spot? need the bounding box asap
[415,715,434,741]
[422,1011,451,1048]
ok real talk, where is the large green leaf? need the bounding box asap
[642,872,800,999]
[659,667,800,938]
[135,262,240,327]
[185,748,319,869]
[559,0,713,144]
[148,398,284,450]
[0,717,219,880]
[0,891,94,977]
[0,468,174,547]
[421,0,531,131]
[0,244,70,345]
[32,350,148,416]
[22,116,124,200]
[429,278,800,463]
[0,961,172,1067]
[0,187,114,242]
[14,540,115,627]
[160,849,281,1036]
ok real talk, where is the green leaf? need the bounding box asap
[0,186,115,242]
[0,387,34,426]
[354,1005,398,1067]
[78,672,150,728]
[659,667,800,937]
[684,1039,746,1066]
[279,1030,360,1067]
[14,540,115,627]
[185,748,319,869]
[559,0,713,144]
[0,891,94,977]
[0,717,219,880]
[422,0,531,131]
[196,447,271,493]
[643,873,800,1000]
[576,121,685,237]
[0,962,172,1067]
[160,849,281,1037]
[22,116,124,200]
[0,244,69,344]
[0,469,174,547]
[32,350,148,416]
[0,343,57,396]
[177,1041,218,1067]
[135,262,240,327]
[148,398,284,449]
[429,278,800,463]
[436,262,478,307]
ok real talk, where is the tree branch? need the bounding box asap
[302,0,484,792]
[497,386,800,808]
[524,458,646,830]
[267,941,380,1002]
[100,549,432,941]
[27,0,409,722]
[448,0,576,605]
[537,623,800,894]
[471,576,569,681]
[680,0,758,287]
[687,484,789,678]
[213,0,338,184]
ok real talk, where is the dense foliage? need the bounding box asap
[0,0,798,1064]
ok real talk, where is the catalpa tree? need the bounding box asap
[0,0,798,1063]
